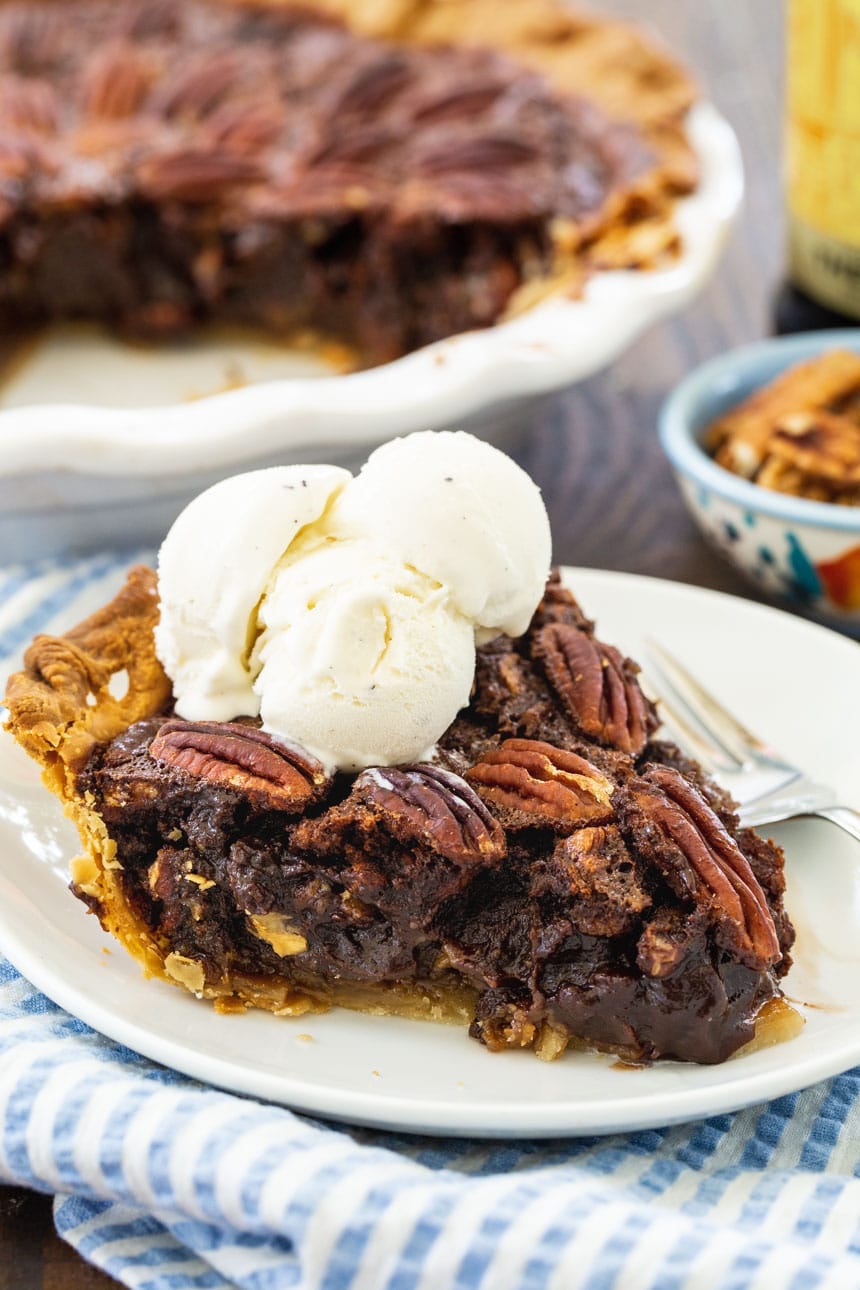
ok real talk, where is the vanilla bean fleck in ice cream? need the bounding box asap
[155,432,552,771]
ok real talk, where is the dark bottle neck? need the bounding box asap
[772,282,860,336]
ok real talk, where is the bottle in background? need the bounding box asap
[774,0,860,333]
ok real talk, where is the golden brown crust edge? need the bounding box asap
[3,566,176,989]
[4,565,170,785]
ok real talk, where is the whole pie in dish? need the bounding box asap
[0,0,697,365]
[5,566,795,1066]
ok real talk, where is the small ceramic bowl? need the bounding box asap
[659,330,860,632]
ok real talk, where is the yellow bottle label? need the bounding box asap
[787,0,860,316]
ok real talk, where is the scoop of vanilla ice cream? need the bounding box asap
[154,431,552,772]
[252,538,475,771]
[155,464,350,721]
[328,431,551,641]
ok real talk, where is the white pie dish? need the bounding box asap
[0,102,741,564]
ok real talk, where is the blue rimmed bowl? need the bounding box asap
[659,330,860,632]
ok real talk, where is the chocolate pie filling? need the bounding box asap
[71,573,794,1064]
[0,0,692,364]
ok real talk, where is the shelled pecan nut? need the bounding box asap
[309,125,396,168]
[533,622,652,755]
[632,765,780,970]
[138,147,263,201]
[410,80,509,125]
[206,102,284,153]
[466,738,613,827]
[82,42,150,118]
[770,410,860,485]
[358,764,505,866]
[414,133,538,176]
[150,719,328,811]
[154,52,242,120]
[332,53,411,116]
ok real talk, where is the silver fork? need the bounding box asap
[644,640,860,844]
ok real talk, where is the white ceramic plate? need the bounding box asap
[1,568,858,1138]
[0,103,742,562]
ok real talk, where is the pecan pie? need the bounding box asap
[5,568,795,1065]
[0,0,696,365]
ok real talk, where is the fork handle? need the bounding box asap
[816,806,860,844]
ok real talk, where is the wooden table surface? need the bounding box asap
[1,2,788,1285]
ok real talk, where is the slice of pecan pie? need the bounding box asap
[0,0,696,365]
[5,568,795,1064]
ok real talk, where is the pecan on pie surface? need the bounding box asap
[5,567,796,1065]
[0,0,696,365]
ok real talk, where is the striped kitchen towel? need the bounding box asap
[2,554,860,1290]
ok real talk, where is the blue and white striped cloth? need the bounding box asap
[2,554,860,1290]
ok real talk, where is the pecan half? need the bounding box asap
[466,738,613,829]
[206,102,284,154]
[332,54,410,116]
[358,764,505,866]
[533,623,652,756]
[308,126,396,168]
[82,43,150,119]
[414,134,539,177]
[155,53,242,120]
[770,410,860,486]
[411,81,508,125]
[149,719,328,812]
[625,766,780,970]
[138,148,264,202]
